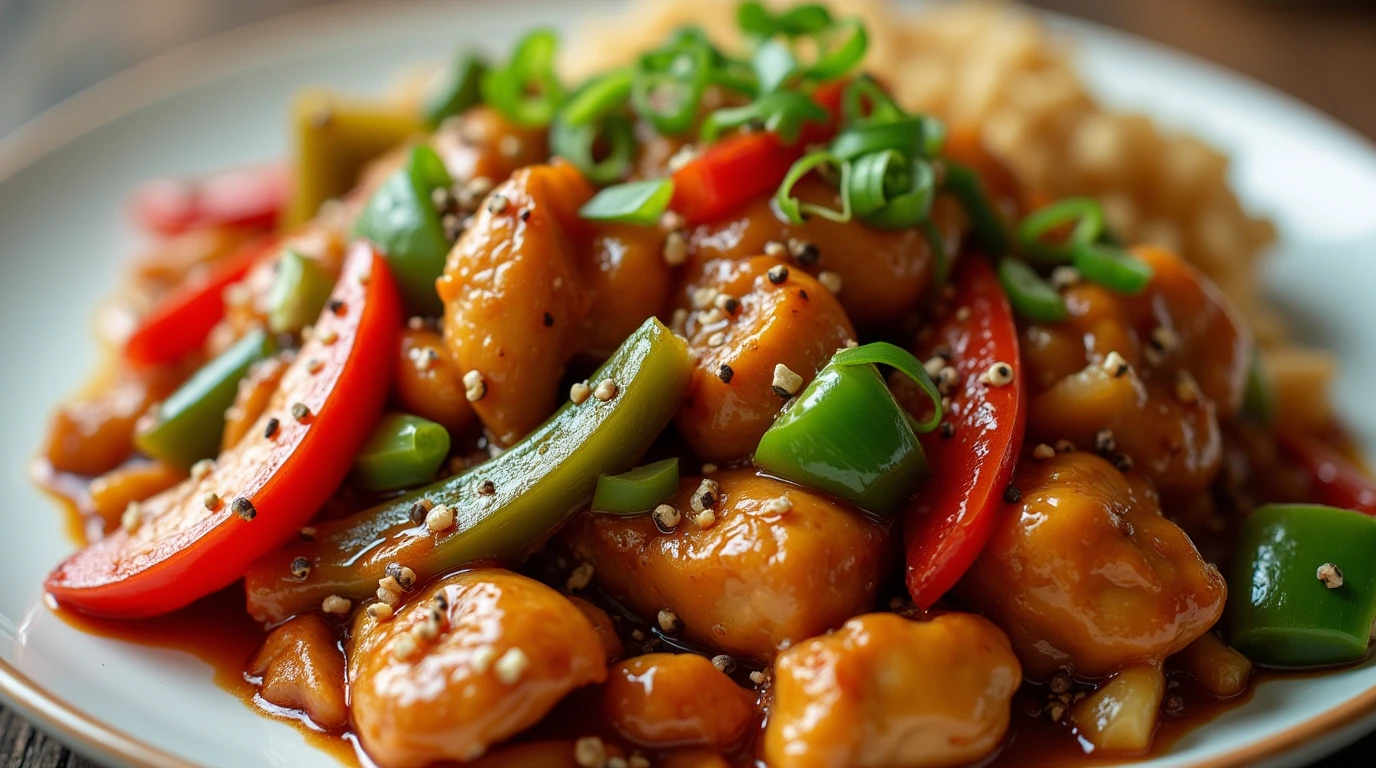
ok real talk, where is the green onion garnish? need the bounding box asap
[480,29,566,127]
[1071,243,1154,294]
[423,53,488,128]
[1016,197,1106,266]
[560,68,633,127]
[942,161,1008,257]
[841,74,905,126]
[801,18,868,81]
[776,151,851,224]
[592,458,680,515]
[550,113,635,186]
[579,179,675,225]
[830,116,944,161]
[997,258,1070,322]
[859,155,935,229]
[738,1,834,38]
[700,91,829,145]
[752,39,798,93]
[632,36,713,135]
[1241,345,1275,427]
[920,218,950,295]
[832,342,943,432]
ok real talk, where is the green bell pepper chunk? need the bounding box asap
[243,317,692,623]
[1226,503,1376,668]
[755,345,933,518]
[352,144,454,316]
[133,329,275,469]
[352,413,452,492]
[267,250,334,334]
[593,458,679,514]
[423,53,487,128]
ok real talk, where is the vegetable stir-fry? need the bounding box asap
[33,3,1376,766]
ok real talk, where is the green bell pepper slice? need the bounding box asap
[592,458,679,514]
[423,53,487,128]
[133,329,275,470]
[352,413,452,492]
[267,250,335,334]
[352,144,454,316]
[243,317,692,623]
[755,342,938,518]
[1226,503,1376,668]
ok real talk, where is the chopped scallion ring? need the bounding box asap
[997,258,1070,322]
[579,179,676,225]
[841,74,905,126]
[831,116,945,160]
[1016,197,1106,266]
[832,341,943,433]
[480,29,566,127]
[701,91,829,145]
[632,35,713,135]
[776,151,852,225]
[550,113,635,185]
[592,458,680,515]
[752,39,799,93]
[423,53,488,128]
[802,18,868,81]
[738,1,834,39]
[1071,243,1154,294]
[560,68,634,127]
[861,156,935,229]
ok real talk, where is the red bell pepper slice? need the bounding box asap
[1277,430,1376,515]
[47,242,402,617]
[129,164,290,236]
[902,257,1026,609]
[668,80,847,225]
[124,235,278,368]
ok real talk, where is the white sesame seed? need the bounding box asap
[764,241,788,258]
[305,357,324,374]
[594,379,619,401]
[817,270,843,294]
[411,616,440,642]
[391,633,419,660]
[955,306,972,322]
[698,307,727,326]
[470,644,496,673]
[713,293,739,314]
[379,575,403,594]
[923,356,946,379]
[1033,443,1057,460]
[1150,326,1180,355]
[487,194,509,214]
[120,501,141,534]
[980,362,1015,387]
[657,608,679,633]
[498,135,523,158]
[569,381,592,405]
[701,463,718,474]
[772,363,804,397]
[494,647,530,684]
[704,331,726,347]
[425,504,455,532]
[666,144,699,173]
[749,670,766,685]
[691,286,719,310]
[190,459,216,481]
[376,586,401,606]
[1055,439,1077,453]
[574,736,607,768]
[1318,562,1344,589]
[711,654,736,674]
[1175,370,1203,405]
[203,492,221,511]
[670,308,689,337]
[767,263,790,284]
[652,503,681,531]
[662,230,688,267]
[322,595,351,615]
[695,509,717,528]
[566,562,595,591]
[690,478,720,513]
[1050,266,1082,290]
[1094,429,1117,455]
[661,211,687,231]
[367,603,394,621]
[1102,351,1130,378]
[761,495,793,515]
[463,370,486,402]
[317,328,339,346]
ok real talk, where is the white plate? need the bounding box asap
[4,1,1376,767]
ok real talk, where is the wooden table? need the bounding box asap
[3,1,1375,766]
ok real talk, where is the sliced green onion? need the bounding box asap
[998,258,1069,323]
[481,29,565,127]
[738,1,834,38]
[753,39,798,94]
[701,90,829,145]
[353,413,453,492]
[831,116,944,160]
[423,53,487,128]
[579,179,675,225]
[1242,345,1275,427]
[803,18,868,81]
[1072,243,1154,294]
[841,75,905,126]
[550,113,635,186]
[776,151,851,225]
[862,156,935,229]
[1016,197,1106,266]
[920,218,950,295]
[632,37,713,135]
[561,68,634,127]
[942,161,1008,257]
[592,458,680,514]
[847,150,906,217]
[832,342,942,432]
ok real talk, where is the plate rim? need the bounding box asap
[2,2,1375,767]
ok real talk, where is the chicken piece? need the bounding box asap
[1068,664,1165,753]
[44,375,170,477]
[569,595,624,664]
[956,453,1226,679]
[437,162,594,445]
[675,257,855,462]
[563,469,888,661]
[433,105,550,187]
[604,653,756,750]
[685,178,965,326]
[582,223,674,358]
[349,569,607,768]
[1021,246,1249,499]
[395,326,477,434]
[765,612,1020,768]
[87,460,186,533]
[248,614,347,730]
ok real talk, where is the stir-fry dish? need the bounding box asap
[33,2,1376,766]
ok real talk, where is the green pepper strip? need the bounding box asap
[592,458,680,514]
[134,329,275,470]
[1071,242,1154,295]
[267,250,334,334]
[352,145,454,316]
[243,317,692,624]
[1226,503,1376,668]
[942,161,1007,257]
[352,413,452,492]
[422,53,487,128]
[755,342,937,518]
[997,258,1069,323]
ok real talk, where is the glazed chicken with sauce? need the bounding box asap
[33,3,1376,768]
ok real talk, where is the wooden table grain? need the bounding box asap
[3,0,1375,766]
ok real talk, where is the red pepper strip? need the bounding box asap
[669,79,847,225]
[902,257,1026,609]
[129,164,290,236]
[1277,430,1376,515]
[124,235,279,368]
[47,242,402,617]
